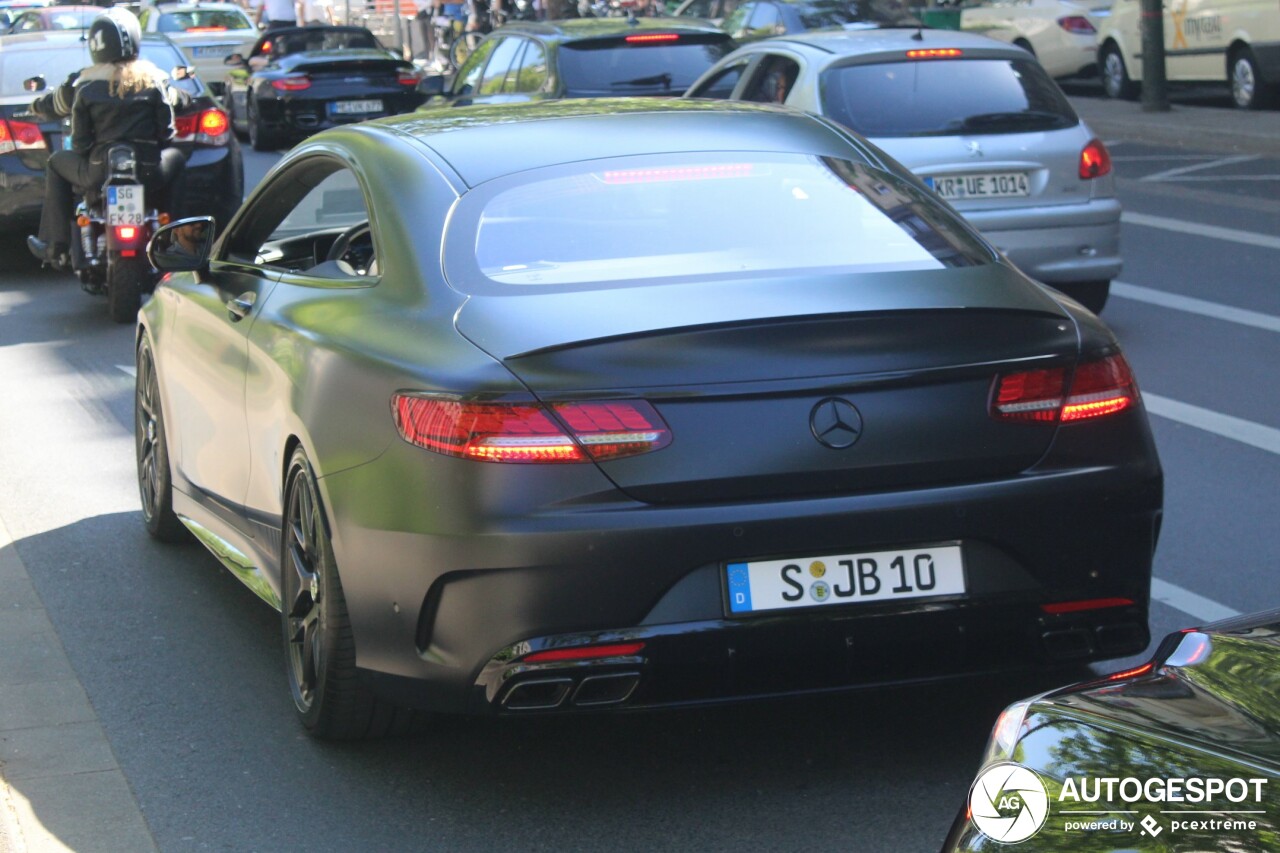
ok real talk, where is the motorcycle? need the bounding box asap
[70,139,164,323]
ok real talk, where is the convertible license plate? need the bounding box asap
[106,184,145,227]
[331,99,382,115]
[926,172,1029,200]
[725,544,964,615]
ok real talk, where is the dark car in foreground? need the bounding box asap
[418,18,735,106]
[944,609,1280,851]
[0,31,243,233]
[138,98,1161,739]
[222,25,426,151]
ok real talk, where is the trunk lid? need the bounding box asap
[455,267,1080,503]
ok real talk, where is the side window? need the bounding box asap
[745,2,782,38]
[741,55,799,104]
[224,162,375,278]
[722,3,751,35]
[688,60,749,99]
[453,38,498,97]
[478,37,523,95]
[509,39,548,93]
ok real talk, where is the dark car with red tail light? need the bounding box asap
[416,18,735,108]
[943,610,1280,851]
[221,25,428,152]
[686,28,1122,313]
[0,30,242,235]
[138,98,1160,740]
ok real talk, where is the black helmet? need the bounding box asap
[88,8,141,64]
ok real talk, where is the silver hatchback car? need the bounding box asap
[685,29,1121,312]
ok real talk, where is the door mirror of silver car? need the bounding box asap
[419,74,448,98]
[149,216,216,274]
[24,75,45,93]
[171,65,195,81]
[224,53,247,66]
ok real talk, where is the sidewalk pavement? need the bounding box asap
[1069,95,1280,158]
[0,94,1277,853]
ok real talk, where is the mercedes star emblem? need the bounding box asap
[810,397,863,450]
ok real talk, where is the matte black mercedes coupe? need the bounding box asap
[138,99,1163,739]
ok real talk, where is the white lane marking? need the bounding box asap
[1139,154,1259,182]
[1151,577,1241,623]
[1112,282,1280,333]
[117,365,136,378]
[1111,154,1226,162]
[1143,393,1280,456]
[1140,175,1280,182]
[1121,212,1280,251]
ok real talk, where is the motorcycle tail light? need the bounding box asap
[392,396,671,463]
[115,225,139,242]
[1079,138,1112,179]
[991,353,1137,423]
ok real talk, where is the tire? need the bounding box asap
[1100,43,1139,101]
[248,98,280,152]
[228,92,249,142]
[280,448,418,739]
[135,339,187,542]
[1059,280,1110,314]
[107,252,145,324]
[1230,47,1277,110]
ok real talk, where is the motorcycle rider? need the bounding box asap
[27,7,186,267]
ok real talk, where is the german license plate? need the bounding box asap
[106,184,145,227]
[725,544,965,615]
[927,173,1029,200]
[331,99,382,115]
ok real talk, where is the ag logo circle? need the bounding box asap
[969,762,1049,844]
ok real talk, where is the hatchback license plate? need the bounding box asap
[726,544,964,615]
[331,99,382,115]
[928,172,1029,200]
[107,184,145,227]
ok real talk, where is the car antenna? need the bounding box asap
[911,23,924,40]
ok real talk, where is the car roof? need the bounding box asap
[0,29,181,50]
[493,16,728,43]
[757,26,1028,57]
[374,98,867,187]
[151,1,251,9]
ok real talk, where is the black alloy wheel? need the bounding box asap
[135,339,186,542]
[248,98,279,152]
[280,448,417,739]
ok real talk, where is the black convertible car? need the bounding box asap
[222,25,426,151]
[139,99,1162,739]
[944,610,1280,851]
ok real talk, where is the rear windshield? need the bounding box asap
[452,152,989,291]
[559,35,735,96]
[821,58,1077,138]
[158,8,253,31]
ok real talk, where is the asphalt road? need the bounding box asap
[1,113,1278,852]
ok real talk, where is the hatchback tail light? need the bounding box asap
[0,118,47,155]
[991,353,1137,423]
[1057,15,1095,33]
[1079,138,1112,179]
[174,108,231,145]
[392,396,672,463]
[272,75,311,92]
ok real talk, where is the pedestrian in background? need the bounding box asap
[256,0,299,30]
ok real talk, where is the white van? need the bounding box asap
[1095,0,1280,108]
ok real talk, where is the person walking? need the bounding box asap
[256,0,299,30]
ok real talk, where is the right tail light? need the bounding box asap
[991,353,1137,423]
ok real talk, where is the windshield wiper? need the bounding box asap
[610,73,672,89]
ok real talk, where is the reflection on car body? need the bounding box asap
[138,98,1160,740]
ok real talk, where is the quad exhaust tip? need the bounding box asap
[501,672,641,711]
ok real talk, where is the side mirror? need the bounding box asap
[24,75,45,92]
[149,216,216,274]
[171,65,196,80]
[419,74,448,97]
[223,53,247,66]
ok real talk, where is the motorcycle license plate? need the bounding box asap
[107,185,145,227]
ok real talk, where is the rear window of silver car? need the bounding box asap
[559,35,737,96]
[821,57,1077,138]
[452,152,989,291]
[157,8,253,31]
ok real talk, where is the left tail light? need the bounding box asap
[397,68,424,86]
[1079,138,1112,179]
[0,118,47,155]
[175,108,231,145]
[990,353,1137,423]
[392,396,672,463]
[272,75,311,92]
[1057,15,1096,33]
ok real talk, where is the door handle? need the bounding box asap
[226,291,256,321]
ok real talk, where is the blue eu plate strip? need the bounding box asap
[726,562,752,614]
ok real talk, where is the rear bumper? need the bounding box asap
[321,411,1162,715]
[963,197,1122,284]
[257,93,427,139]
